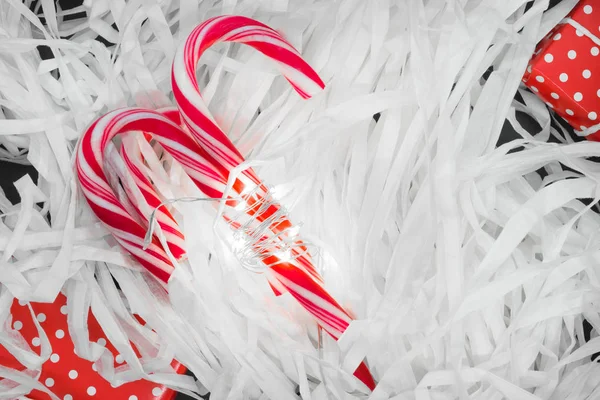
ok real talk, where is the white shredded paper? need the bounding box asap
[1,0,600,399]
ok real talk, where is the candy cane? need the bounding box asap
[171,15,325,175]
[77,108,280,276]
[171,16,375,390]
[75,107,228,282]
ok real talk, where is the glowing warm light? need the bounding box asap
[286,226,300,237]
[270,186,283,200]
[234,200,247,211]
[274,250,292,263]
[231,235,247,253]
[240,183,256,196]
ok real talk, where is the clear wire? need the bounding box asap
[144,186,312,274]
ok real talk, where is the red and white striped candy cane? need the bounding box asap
[77,107,276,275]
[171,16,375,390]
[76,107,228,282]
[171,15,325,175]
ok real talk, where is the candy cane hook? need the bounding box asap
[171,16,375,390]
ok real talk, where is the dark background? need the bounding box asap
[0,1,595,399]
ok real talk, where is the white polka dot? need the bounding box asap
[55,329,65,339]
[581,125,588,130]
[36,313,46,323]
[45,378,54,387]
[531,86,539,92]
[560,73,569,82]
[129,396,138,400]
[545,102,554,108]
[544,54,554,63]
[597,89,600,98]
[87,386,96,396]
[568,50,577,59]
[69,370,78,379]
[583,70,592,79]
[592,47,600,56]
[60,305,68,315]
[576,30,584,37]
[97,338,106,347]
[553,33,562,41]
[589,112,598,121]
[92,363,97,371]
[152,388,162,396]
[64,395,73,400]
[32,337,40,347]
[535,75,545,83]
[50,353,60,363]
[527,65,532,73]
[13,321,23,330]
[551,92,559,99]
[574,92,583,102]
[566,109,575,116]
[584,5,593,14]
[116,354,124,364]
[18,300,27,306]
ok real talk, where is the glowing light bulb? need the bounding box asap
[231,235,247,252]
[241,183,256,196]
[234,200,247,211]
[287,226,300,237]
[270,186,283,200]
[275,250,292,263]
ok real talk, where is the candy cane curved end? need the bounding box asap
[175,15,325,100]
[172,15,325,171]
[75,108,225,281]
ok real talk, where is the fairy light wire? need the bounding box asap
[142,189,312,274]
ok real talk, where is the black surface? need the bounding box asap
[0,0,596,398]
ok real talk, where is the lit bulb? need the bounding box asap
[275,250,292,263]
[270,186,283,200]
[240,183,256,196]
[287,226,300,237]
[234,200,247,211]
[231,236,247,252]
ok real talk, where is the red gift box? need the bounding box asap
[0,294,186,400]
[522,1,600,138]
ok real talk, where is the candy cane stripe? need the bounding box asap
[76,108,227,283]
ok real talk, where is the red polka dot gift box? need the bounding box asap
[0,294,186,400]
[522,0,600,139]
